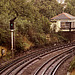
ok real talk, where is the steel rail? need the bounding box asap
[44,48,75,75]
[50,48,75,75]
[0,42,75,75]
[33,47,75,75]
[3,45,71,75]
[14,46,73,75]
[14,45,75,75]
[0,44,68,71]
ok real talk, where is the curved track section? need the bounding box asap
[0,43,75,75]
[33,47,75,75]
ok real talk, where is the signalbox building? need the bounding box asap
[51,13,75,32]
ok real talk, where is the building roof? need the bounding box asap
[51,13,75,20]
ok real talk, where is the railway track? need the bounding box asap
[0,43,75,75]
[33,47,75,75]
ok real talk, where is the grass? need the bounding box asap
[69,57,75,72]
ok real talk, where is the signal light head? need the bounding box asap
[10,17,17,30]
[10,21,14,29]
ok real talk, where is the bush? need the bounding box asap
[15,34,25,53]
[69,58,75,72]
[0,28,10,47]
[31,33,46,47]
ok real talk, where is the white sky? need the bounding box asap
[57,0,65,4]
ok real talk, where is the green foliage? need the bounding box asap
[33,0,63,19]
[57,32,68,42]
[69,57,75,72]
[15,35,25,52]
[0,28,10,47]
[65,0,75,16]
[0,0,74,53]
[30,33,47,47]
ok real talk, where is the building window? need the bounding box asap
[61,22,70,29]
[71,22,75,28]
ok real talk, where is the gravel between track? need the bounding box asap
[21,48,72,75]
[55,56,75,75]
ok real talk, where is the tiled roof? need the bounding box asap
[51,13,75,20]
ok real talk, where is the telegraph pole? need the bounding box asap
[10,17,16,58]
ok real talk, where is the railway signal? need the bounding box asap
[10,17,16,30]
[10,17,16,58]
[10,21,14,29]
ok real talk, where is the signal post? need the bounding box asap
[10,17,16,58]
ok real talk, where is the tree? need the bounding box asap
[0,0,65,50]
[65,0,75,16]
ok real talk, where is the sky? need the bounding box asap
[57,0,65,4]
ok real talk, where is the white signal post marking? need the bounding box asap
[11,29,14,58]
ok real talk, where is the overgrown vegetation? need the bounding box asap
[65,0,75,16]
[69,57,75,72]
[0,0,74,53]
